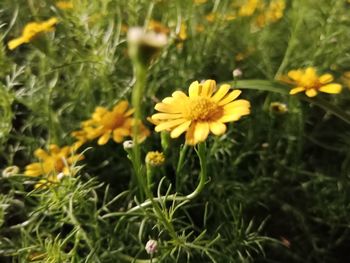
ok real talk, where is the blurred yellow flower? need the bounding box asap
[148,20,170,35]
[287,67,342,97]
[151,80,250,145]
[72,101,149,146]
[8,17,58,50]
[24,144,82,177]
[145,151,165,167]
[56,1,73,9]
[255,0,285,27]
[238,0,260,16]
[194,0,207,4]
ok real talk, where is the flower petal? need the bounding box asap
[113,101,129,114]
[287,70,302,81]
[200,79,216,97]
[155,102,182,113]
[319,74,334,84]
[211,84,231,102]
[155,118,187,132]
[305,89,318,97]
[172,91,188,99]
[188,81,200,98]
[170,120,192,138]
[319,84,342,94]
[98,132,111,145]
[209,122,226,135]
[219,108,250,123]
[185,123,197,145]
[218,90,242,106]
[34,149,48,159]
[194,122,210,143]
[289,87,305,95]
[223,99,250,112]
[152,113,183,120]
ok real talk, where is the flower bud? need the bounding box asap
[2,165,20,177]
[233,68,242,78]
[270,102,288,114]
[123,140,134,150]
[145,151,165,167]
[145,239,158,255]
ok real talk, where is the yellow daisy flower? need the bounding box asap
[8,17,58,50]
[72,101,149,146]
[24,144,82,177]
[151,80,250,145]
[287,67,342,97]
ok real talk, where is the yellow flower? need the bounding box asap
[151,80,250,145]
[255,0,285,28]
[238,0,260,17]
[148,20,170,35]
[72,101,149,146]
[145,151,165,167]
[56,1,73,9]
[287,67,342,97]
[8,17,58,50]
[24,144,82,177]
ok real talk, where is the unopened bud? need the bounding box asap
[145,239,158,255]
[2,165,20,177]
[233,68,242,78]
[270,102,288,114]
[123,140,134,150]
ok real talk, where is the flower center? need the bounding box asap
[101,112,125,130]
[185,98,223,121]
[300,75,321,90]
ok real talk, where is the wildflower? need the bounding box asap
[56,1,73,9]
[145,239,158,255]
[255,0,285,28]
[127,27,168,65]
[286,67,342,97]
[270,102,288,114]
[238,0,260,17]
[8,17,58,50]
[72,101,149,146]
[148,20,170,35]
[233,68,243,78]
[145,151,165,167]
[24,144,82,177]
[2,165,20,177]
[151,80,250,145]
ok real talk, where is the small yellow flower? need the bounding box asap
[238,0,260,17]
[56,1,74,9]
[24,144,82,177]
[255,0,285,28]
[287,67,342,97]
[151,80,250,145]
[72,101,149,146]
[8,17,58,50]
[145,151,165,167]
[148,20,170,35]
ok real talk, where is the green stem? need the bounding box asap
[131,61,147,200]
[128,143,207,213]
[175,144,188,192]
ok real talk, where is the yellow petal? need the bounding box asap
[289,87,305,95]
[155,118,187,132]
[8,37,27,50]
[319,84,342,94]
[97,132,111,145]
[188,81,200,98]
[194,122,210,143]
[172,91,188,99]
[287,70,302,81]
[155,102,182,113]
[218,90,242,106]
[34,149,48,159]
[209,122,226,135]
[319,74,333,84]
[113,101,129,114]
[211,84,231,102]
[305,67,317,79]
[151,113,183,120]
[185,123,197,145]
[24,169,42,177]
[25,163,42,170]
[200,79,216,97]
[170,120,191,138]
[305,89,318,97]
[223,99,250,112]
[219,108,250,123]
[125,108,134,117]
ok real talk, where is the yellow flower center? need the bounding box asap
[299,74,321,90]
[101,112,125,130]
[185,98,223,121]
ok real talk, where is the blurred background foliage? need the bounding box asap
[0,0,350,262]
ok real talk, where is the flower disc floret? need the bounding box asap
[151,80,250,145]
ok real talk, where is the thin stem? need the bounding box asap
[128,143,207,213]
[175,144,188,192]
